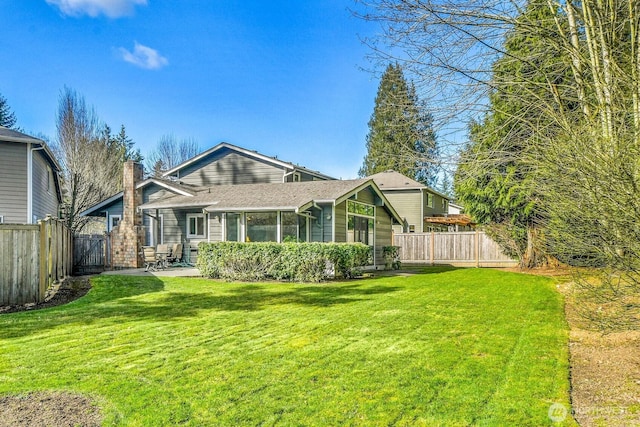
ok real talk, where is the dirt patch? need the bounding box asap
[0,276,92,315]
[512,267,640,426]
[0,392,102,427]
[561,280,640,426]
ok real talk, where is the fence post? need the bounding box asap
[39,219,49,301]
[430,231,435,266]
[475,229,480,268]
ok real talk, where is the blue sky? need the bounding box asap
[1,0,383,179]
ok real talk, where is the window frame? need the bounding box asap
[108,214,121,232]
[186,213,206,239]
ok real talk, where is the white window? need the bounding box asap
[150,214,164,245]
[293,172,301,182]
[426,193,433,208]
[109,215,121,232]
[187,214,205,238]
[46,166,52,193]
[0,215,4,224]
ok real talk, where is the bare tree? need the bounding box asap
[144,134,200,177]
[54,87,124,232]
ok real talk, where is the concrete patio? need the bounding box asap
[101,267,201,277]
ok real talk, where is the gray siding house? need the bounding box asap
[0,127,62,224]
[82,143,401,267]
[369,170,450,233]
[139,178,401,266]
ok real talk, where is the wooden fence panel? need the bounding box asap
[0,218,73,306]
[394,231,517,267]
[0,225,40,305]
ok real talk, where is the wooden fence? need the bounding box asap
[74,234,109,274]
[394,231,518,267]
[0,217,73,306]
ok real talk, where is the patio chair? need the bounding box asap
[156,244,170,269]
[143,246,158,271]
[167,243,183,264]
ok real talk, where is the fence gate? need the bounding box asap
[74,234,110,274]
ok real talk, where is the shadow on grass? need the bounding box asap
[0,278,401,338]
[109,283,403,320]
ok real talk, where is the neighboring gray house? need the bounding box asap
[369,170,450,233]
[0,126,62,224]
[81,143,402,267]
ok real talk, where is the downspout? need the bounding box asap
[28,144,46,224]
[282,169,295,183]
[331,202,335,243]
[420,189,424,232]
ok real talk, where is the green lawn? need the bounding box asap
[0,268,574,426]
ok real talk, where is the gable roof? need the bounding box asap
[162,142,334,181]
[369,170,450,199]
[0,126,62,172]
[139,179,403,223]
[1,126,63,202]
[369,170,425,190]
[79,177,198,217]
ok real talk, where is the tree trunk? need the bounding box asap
[521,225,556,268]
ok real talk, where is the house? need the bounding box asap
[81,142,333,237]
[448,202,464,215]
[81,143,402,268]
[369,170,450,233]
[0,126,62,224]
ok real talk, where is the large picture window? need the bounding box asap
[281,212,307,242]
[347,200,374,246]
[246,212,277,242]
[187,214,205,238]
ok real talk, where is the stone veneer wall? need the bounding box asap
[111,161,145,268]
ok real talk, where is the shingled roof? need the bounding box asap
[139,178,403,222]
[369,170,425,190]
[369,170,450,199]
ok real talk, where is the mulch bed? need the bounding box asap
[0,277,91,315]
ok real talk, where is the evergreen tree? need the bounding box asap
[359,63,438,186]
[0,92,18,129]
[454,0,572,267]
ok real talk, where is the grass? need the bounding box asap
[0,268,574,426]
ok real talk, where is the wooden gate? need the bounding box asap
[73,233,110,274]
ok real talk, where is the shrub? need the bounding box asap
[197,242,371,282]
[383,246,401,270]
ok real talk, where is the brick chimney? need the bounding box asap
[122,161,143,227]
[111,161,145,268]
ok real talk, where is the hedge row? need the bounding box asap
[196,242,371,282]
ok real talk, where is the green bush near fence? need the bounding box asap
[197,242,371,282]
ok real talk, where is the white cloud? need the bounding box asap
[46,0,147,18]
[118,42,169,70]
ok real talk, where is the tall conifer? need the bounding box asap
[359,63,438,185]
